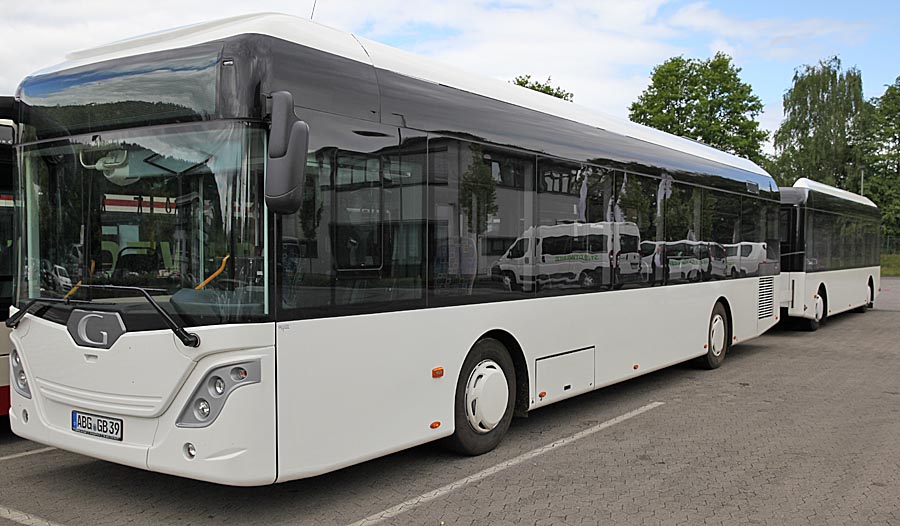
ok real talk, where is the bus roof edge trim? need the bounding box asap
[32,13,769,178]
[793,177,877,208]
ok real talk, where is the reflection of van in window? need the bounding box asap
[492,222,641,290]
[640,241,728,282]
[724,242,767,277]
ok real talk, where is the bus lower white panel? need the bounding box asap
[275,279,767,482]
[787,267,879,319]
[534,347,594,407]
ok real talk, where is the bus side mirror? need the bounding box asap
[266,91,310,215]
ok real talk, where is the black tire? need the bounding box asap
[445,338,516,456]
[855,283,873,313]
[501,271,518,292]
[806,287,827,331]
[578,271,597,289]
[699,302,730,370]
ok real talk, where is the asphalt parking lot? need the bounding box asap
[2,279,899,526]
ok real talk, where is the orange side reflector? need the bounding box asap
[633,364,639,370]
[733,336,738,340]
[432,367,444,378]
[703,344,708,349]
[538,391,547,398]
[430,421,441,429]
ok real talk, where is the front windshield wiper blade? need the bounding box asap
[6,297,103,329]
[77,285,201,348]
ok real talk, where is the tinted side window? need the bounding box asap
[666,183,701,284]
[429,139,532,304]
[536,160,615,295]
[279,112,427,319]
[617,173,664,288]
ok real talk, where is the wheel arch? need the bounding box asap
[477,329,530,417]
[817,282,828,308]
[714,296,734,342]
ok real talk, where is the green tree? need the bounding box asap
[771,56,865,189]
[512,75,574,102]
[459,144,498,237]
[858,77,900,237]
[629,52,767,163]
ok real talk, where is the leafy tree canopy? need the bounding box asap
[629,52,767,163]
[512,75,574,102]
[858,76,900,237]
[771,56,865,189]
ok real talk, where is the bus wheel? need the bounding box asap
[700,302,729,369]
[807,288,827,331]
[445,338,516,456]
[855,282,873,313]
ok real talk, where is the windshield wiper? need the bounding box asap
[6,296,103,329]
[76,285,201,348]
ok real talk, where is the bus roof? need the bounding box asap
[35,13,769,179]
[793,178,876,208]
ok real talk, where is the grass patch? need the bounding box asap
[882,254,900,277]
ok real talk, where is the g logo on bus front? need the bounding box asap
[66,310,127,349]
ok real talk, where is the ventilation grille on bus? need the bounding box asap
[758,276,775,319]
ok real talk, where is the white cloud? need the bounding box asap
[758,102,784,156]
[669,2,868,62]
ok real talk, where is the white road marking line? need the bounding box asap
[347,401,665,526]
[0,505,67,526]
[0,447,57,462]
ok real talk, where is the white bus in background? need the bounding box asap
[492,221,642,290]
[0,100,15,417]
[779,178,880,330]
[9,13,780,485]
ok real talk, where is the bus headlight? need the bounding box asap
[10,349,32,399]
[176,360,260,428]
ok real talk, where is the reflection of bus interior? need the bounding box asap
[493,222,642,290]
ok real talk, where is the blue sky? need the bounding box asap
[2,0,898,150]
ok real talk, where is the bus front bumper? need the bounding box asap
[10,347,277,486]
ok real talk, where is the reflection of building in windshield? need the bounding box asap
[19,122,268,326]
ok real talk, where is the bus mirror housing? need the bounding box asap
[266,91,310,215]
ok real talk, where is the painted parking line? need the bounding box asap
[0,505,66,526]
[346,401,665,526]
[0,447,56,463]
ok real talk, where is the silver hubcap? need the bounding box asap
[502,274,513,290]
[464,360,509,434]
[814,295,824,321]
[710,314,726,357]
[582,273,595,287]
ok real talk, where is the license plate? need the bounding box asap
[71,410,123,441]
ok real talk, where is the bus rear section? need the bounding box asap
[779,178,880,330]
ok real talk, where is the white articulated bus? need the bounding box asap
[779,178,880,330]
[9,13,781,485]
[1,97,16,416]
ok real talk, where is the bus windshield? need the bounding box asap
[18,121,268,328]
